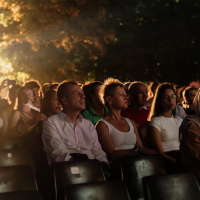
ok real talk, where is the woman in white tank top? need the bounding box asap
[96,78,157,162]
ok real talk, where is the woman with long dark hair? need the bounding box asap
[148,83,183,172]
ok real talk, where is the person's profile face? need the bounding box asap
[160,88,176,111]
[135,84,148,106]
[110,86,128,110]
[49,92,61,115]
[188,90,197,104]
[67,84,85,111]
[33,88,39,98]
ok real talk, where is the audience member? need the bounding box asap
[42,80,108,171]
[81,81,108,126]
[96,78,156,162]
[181,87,197,115]
[0,84,21,136]
[180,88,200,180]
[176,86,186,104]
[148,82,159,104]
[121,81,150,144]
[25,80,41,107]
[148,83,183,173]
[40,89,61,118]
[7,86,46,137]
[49,82,59,90]
[41,83,50,97]
[124,82,132,106]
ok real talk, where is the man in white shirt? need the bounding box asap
[42,80,108,168]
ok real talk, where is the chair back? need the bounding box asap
[0,165,38,193]
[142,173,200,200]
[64,180,131,200]
[51,159,105,200]
[121,155,166,200]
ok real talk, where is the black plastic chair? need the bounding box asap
[121,155,167,200]
[143,173,200,200]
[0,149,36,175]
[0,191,43,200]
[0,165,38,193]
[51,159,105,200]
[0,137,30,150]
[64,180,131,200]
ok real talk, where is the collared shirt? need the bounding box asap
[81,106,108,126]
[42,110,108,165]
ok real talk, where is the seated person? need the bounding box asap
[49,82,59,90]
[7,86,46,138]
[25,80,41,108]
[81,81,108,126]
[0,84,21,136]
[148,83,183,173]
[121,81,150,143]
[41,83,50,98]
[40,89,61,118]
[96,78,156,163]
[42,80,108,169]
[180,88,200,181]
[148,82,159,104]
[182,87,197,115]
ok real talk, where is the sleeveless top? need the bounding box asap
[99,117,137,150]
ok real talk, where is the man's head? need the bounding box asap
[57,80,85,112]
[183,87,198,105]
[128,81,148,109]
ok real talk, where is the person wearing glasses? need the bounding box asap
[42,80,108,170]
[148,83,183,173]
[96,78,157,163]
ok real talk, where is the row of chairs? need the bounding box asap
[0,137,200,200]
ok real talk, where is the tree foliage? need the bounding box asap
[1,0,200,85]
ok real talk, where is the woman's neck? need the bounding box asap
[20,105,32,113]
[162,110,172,118]
[92,102,105,117]
[106,108,122,121]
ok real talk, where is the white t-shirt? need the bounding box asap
[176,105,186,119]
[149,116,183,152]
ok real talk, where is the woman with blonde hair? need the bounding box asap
[96,78,156,163]
[180,89,200,180]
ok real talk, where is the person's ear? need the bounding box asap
[105,96,112,105]
[91,94,95,102]
[61,97,68,106]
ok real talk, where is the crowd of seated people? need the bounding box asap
[0,78,200,197]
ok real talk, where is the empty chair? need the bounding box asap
[142,173,200,200]
[121,155,166,200]
[64,180,131,200]
[0,149,36,175]
[51,159,105,200]
[0,137,30,150]
[0,165,37,193]
[0,191,43,200]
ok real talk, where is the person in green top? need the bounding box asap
[81,81,108,126]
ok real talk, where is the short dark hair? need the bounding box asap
[25,80,41,89]
[128,81,144,95]
[57,80,78,106]
[183,87,197,99]
[50,82,59,90]
[82,81,102,109]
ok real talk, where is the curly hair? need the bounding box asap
[99,78,124,107]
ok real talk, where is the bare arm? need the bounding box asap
[96,121,137,162]
[148,126,176,164]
